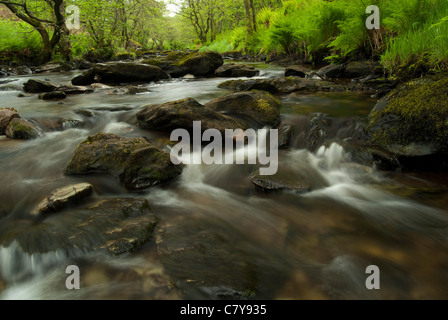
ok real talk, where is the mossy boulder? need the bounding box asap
[136,97,244,133]
[142,51,224,78]
[204,90,282,128]
[367,75,448,169]
[5,118,40,139]
[65,133,183,190]
[0,108,20,135]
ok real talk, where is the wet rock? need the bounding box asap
[5,118,40,139]
[250,165,326,193]
[215,63,260,78]
[34,62,63,73]
[0,108,20,135]
[75,109,94,117]
[56,85,94,95]
[38,91,67,100]
[136,97,244,133]
[93,62,170,84]
[72,68,96,86]
[204,90,282,128]
[65,133,183,190]
[218,79,278,94]
[285,65,311,78]
[316,64,346,79]
[10,197,157,256]
[344,61,382,78]
[366,75,448,170]
[278,124,294,149]
[23,79,57,93]
[31,183,94,215]
[142,51,224,78]
[273,77,317,94]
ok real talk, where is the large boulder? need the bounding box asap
[142,51,224,78]
[344,61,382,78]
[215,63,260,78]
[93,62,169,84]
[23,79,57,93]
[65,133,183,190]
[367,75,448,169]
[7,197,158,257]
[0,108,20,135]
[204,90,282,128]
[136,97,244,133]
[71,68,96,86]
[71,63,169,85]
[5,118,40,139]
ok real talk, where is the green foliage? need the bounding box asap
[0,20,41,63]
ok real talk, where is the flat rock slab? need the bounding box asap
[32,183,94,215]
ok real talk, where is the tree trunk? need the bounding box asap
[243,0,253,35]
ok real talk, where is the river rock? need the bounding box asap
[31,183,94,215]
[93,62,170,84]
[142,51,224,78]
[56,85,94,95]
[38,91,67,100]
[316,64,346,79]
[136,97,244,133]
[10,197,158,256]
[344,61,382,78]
[366,75,448,169]
[218,79,278,94]
[215,63,260,78]
[65,133,182,190]
[278,124,294,149]
[285,65,311,78]
[23,79,57,93]
[71,68,96,86]
[5,118,40,139]
[250,165,327,193]
[0,108,20,135]
[204,90,282,128]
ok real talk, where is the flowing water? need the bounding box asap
[0,63,448,300]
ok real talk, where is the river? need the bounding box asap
[0,62,448,300]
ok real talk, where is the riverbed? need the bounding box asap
[0,62,448,300]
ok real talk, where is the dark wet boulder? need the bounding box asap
[23,79,57,93]
[215,63,260,78]
[93,62,170,84]
[71,63,169,85]
[316,64,346,79]
[31,183,94,215]
[0,108,20,135]
[366,75,448,170]
[136,97,244,133]
[5,118,40,139]
[204,90,282,128]
[38,91,67,100]
[285,65,311,78]
[344,61,382,79]
[71,68,96,86]
[65,133,182,190]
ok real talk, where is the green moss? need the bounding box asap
[368,75,448,150]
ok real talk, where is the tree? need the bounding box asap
[0,0,70,63]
